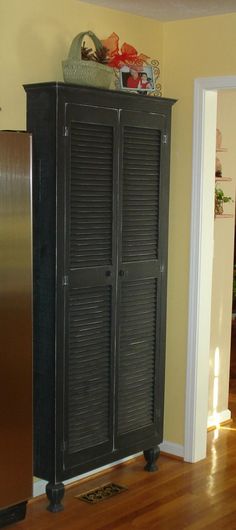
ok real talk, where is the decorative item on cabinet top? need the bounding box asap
[62,31,114,89]
[62,30,161,96]
[119,64,155,94]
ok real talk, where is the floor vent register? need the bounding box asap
[75,483,128,504]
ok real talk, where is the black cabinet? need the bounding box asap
[24,82,175,511]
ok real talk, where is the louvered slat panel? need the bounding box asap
[68,286,112,453]
[122,126,161,262]
[117,279,157,435]
[70,122,113,269]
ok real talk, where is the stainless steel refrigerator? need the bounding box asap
[0,131,33,526]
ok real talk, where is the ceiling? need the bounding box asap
[80,0,236,22]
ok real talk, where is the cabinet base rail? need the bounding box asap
[45,447,160,512]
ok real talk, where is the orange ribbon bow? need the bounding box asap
[102,32,149,69]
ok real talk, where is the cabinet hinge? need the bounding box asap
[63,126,69,137]
[162,134,168,144]
[62,275,69,286]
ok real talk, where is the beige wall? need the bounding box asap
[0,0,163,130]
[208,91,236,424]
[163,14,236,444]
[3,2,236,448]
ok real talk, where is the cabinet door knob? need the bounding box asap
[119,270,125,277]
[105,270,112,277]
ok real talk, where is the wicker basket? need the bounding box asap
[62,31,114,89]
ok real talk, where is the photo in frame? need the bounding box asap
[119,65,155,93]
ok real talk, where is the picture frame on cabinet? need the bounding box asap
[119,65,155,94]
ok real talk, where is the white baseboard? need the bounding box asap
[207,408,231,429]
[160,440,184,459]
[33,479,47,498]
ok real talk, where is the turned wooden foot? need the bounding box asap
[143,446,160,472]
[46,482,65,512]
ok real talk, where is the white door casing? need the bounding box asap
[185,76,236,463]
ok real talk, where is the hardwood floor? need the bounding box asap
[10,325,236,530]
[12,400,236,530]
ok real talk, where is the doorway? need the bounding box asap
[184,76,236,463]
[208,90,236,430]
[229,205,236,417]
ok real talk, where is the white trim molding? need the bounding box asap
[207,408,231,429]
[160,441,184,459]
[185,76,236,463]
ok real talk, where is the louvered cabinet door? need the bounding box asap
[116,110,168,450]
[62,104,118,471]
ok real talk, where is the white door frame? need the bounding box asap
[184,76,236,463]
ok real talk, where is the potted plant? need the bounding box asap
[215,186,233,216]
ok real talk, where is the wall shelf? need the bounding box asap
[215,214,234,219]
[215,177,232,182]
[215,131,234,219]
